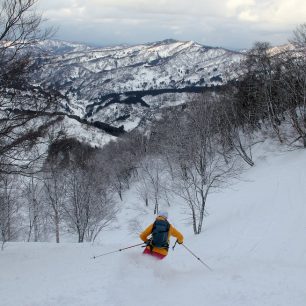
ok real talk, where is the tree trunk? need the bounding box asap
[154,197,158,215]
[191,206,198,235]
[55,211,60,243]
[197,208,205,235]
[78,230,84,243]
[34,200,39,242]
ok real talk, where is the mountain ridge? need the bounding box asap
[31,39,244,131]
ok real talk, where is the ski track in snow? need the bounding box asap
[1,141,306,306]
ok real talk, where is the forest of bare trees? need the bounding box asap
[1,0,306,245]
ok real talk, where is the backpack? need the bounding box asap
[151,219,170,249]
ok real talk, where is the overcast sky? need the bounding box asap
[38,0,306,49]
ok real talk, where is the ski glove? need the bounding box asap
[145,239,152,246]
[177,240,183,244]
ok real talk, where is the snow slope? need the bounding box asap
[1,141,306,306]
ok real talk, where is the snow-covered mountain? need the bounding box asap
[35,39,93,55]
[32,39,244,132]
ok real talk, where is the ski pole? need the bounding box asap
[172,240,178,251]
[182,243,213,271]
[92,242,146,259]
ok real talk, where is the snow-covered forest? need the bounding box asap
[1,140,306,306]
[0,1,306,305]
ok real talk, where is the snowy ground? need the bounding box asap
[1,141,306,306]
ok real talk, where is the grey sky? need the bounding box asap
[38,0,306,49]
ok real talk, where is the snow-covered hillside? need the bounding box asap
[36,39,241,96]
[31,39,243,131]
[59,115,117,147]
[1,140,305,306]
[37,40,93,54]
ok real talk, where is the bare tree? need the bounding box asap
[158,96,241,234]
[0,174,21,249]
[85,182,117,242]
[23,175,45,242]
[277,50,306,146]
[63,164,117,243]
[99,132,147,202]
[290,23,306,48]
[137,157,171,214]
[136,173,150,207]
[215,93,256,166]
[236,42,284,143]
[0,0,58,175]
[101,140,133,201]
[42,163,66,243]
[139,157,164,214]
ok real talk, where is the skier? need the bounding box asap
[140,211,184,260]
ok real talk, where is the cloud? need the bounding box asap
[262,0,306,25]
[226,0,256,14]
[239,10,259,22]
[37,0,306,49]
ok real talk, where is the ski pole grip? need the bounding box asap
[172,240,178,250]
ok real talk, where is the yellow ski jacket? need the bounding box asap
[140,216,184,256]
